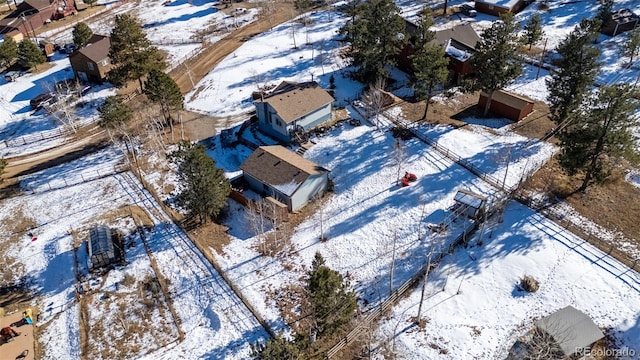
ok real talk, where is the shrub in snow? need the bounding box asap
[519,275,540,293]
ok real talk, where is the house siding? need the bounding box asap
[290,173,328,211]
[293,103,332,131]
[243,173,293,210]
[257,103,292,142]
[69,52,111,82]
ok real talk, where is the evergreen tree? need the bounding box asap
[596,0,613,27]
[171,142,230,223]
[144,69,184,125]
[98,96,132,132]
[0,37,18,68]
[17,40,45,70]
[108,14,165,90]
[72,22,93,48]
[546,18,601,129]
[250,332,301,360]
[307,252,357,337]
[470,13,523,116]
[339,0,406,82]
[411,9,449,120]
[558,84,639,192]
[522,13,544,50]
[622,27,640,65]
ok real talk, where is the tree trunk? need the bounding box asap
[138,77,144,92]
[421,95,431,120]
[483,90,494,117]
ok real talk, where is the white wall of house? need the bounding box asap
[290,173,328,211]
[293,103,332,131]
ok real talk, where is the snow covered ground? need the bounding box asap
[2,0,640,358]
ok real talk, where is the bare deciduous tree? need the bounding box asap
[361,78,386,130]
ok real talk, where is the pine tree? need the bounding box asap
[72,22,93,48]
[470,13,523,117]
[622,27,640,65]
[339,0,406,82]
[108,14,165,90]
[171,142,230,223]
[307,251,357,337]
[144,68,184,126]
[558,84,639,192]
[546,18,602,129]
[522,13,544,50]
[596,0,613,27]
[250,332,301,360]
[411,8,449,120]
[98,96,132,131]
[0,37,18,68]
[17,40,45,70]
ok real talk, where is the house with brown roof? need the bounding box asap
[0,0,57,36]
[601,9,639,36]
[239,145,330,212]
[398,22,480,79]
[69,34,112,83]
[255,81,334,143]
[478,89,534,121]
[474,0,532,16]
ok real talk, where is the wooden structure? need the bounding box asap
[240,145,329,212]
[88,225,116,269]
[474,0,530,16]
[0,0,57,36]
[398,22,480,78]
[68,34,112,83]
[478,90,534,121]
[453,189,487,219]
[601,9,640,36]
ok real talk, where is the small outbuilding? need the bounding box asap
[453,189,487,219]
[535,305,605,357]
[601,9,640,36]
[88,225,117,269]
[239,145,330,212]
[478,90,534,122]
[474,0,531,16]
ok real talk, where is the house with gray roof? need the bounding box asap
[534,305,605,357]
[239,145,330,212]
[254,81,334,143]
[88,225,118,269]
[69,34,112,83]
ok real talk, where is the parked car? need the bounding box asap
[460,4,477,17]
[30,92,54,110]
[4,71,23,82]
[60,43,76,54]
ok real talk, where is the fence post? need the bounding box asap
[81,173,85,182]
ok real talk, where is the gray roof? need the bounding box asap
[240,145,328,196]
[431,24,481,50]
[258,81,334,124]
[535,306,604,355]
[88,225,114,258]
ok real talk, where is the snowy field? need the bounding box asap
[2,0,640,358]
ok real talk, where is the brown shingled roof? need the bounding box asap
[260,81,334,124]
[73,35,111,63]
[431,24,480,50]
[240,145,328,196]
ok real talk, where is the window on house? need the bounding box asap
[87,62,94,71]
[276,119,282,126]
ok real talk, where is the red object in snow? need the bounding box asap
[401,177,410,187]
[405,173,417,182]
[31,237,37,242]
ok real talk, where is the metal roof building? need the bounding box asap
[88,225,116,269]
[535,305,605,356]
